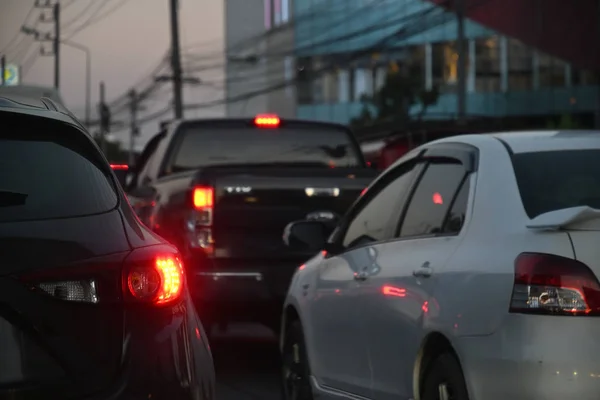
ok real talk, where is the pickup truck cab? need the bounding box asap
[124,114,378,333]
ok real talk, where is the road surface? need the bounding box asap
[211,324,282,400]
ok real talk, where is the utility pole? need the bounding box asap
[169,0,184,119]
[128,89,140,166]
[456,0,467,124]
[99,81,110,155]
[53,2,60,89]
[1,55,5,86]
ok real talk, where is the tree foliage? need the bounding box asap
[350,65,439,130]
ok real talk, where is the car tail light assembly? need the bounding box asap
[510,253,600,316]
[124,245,185,305]
[186,185,215,255]
[20,245,185,306]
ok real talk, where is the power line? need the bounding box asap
[61,0,95,30]
[63,0,130,39]
[106,0,390,117]
[0,4,36,55]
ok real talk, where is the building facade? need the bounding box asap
[224,0,296,118]
[255,0,599,125]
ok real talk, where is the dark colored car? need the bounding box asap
[0,97,215,400]
[124,114,378,334]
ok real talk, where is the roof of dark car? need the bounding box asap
[0,95,85,131]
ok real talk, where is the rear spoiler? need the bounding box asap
[526,206,600,231]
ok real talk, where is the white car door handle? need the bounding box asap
[413,262,432,278]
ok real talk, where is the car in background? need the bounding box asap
[281,130,600,400]
[123,114,378,335]
[110,163,130,187]
[0,97,215,400]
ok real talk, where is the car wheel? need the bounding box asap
[281,320,313,400]
[422,353,469,400]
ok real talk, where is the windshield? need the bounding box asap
[168,125,362,171]
[513,149,600,218]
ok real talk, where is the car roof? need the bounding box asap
[0,85,66,108]
[0,94,86,131]
[426,130,600,154]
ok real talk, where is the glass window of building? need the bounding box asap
[311,57,325,103]
[323,66,340,103]
[296,57,313,104]
[507,38,534,91]
[338,69,350,102]
[432,42,466,93]
[538,52,567,88]
[352,66,373,101]
[475,36,501,92]
[281,0,290,23]
[571,67,599,86]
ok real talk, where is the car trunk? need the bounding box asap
[0,211,130,399]
[206,165,374,259]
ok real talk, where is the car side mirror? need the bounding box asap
[283,220,328,251]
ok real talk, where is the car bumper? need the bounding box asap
[190,259,301,324]
[455,314,600,400]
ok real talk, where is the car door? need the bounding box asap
[360,144,476,400]
[308,159,423,398]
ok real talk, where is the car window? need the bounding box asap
[399,160,466,238]
[442,175,470,234]
[512,149,600,218]
[137,151,158,188]
[342,163,419,248]
[0,137,118,223]
[167,122,363,172]
[129,132,164,190]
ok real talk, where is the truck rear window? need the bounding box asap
[0,138,118,222]
[513,149,600,219]
[169,124,362,171]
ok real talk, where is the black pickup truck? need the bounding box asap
[124,115,377,333]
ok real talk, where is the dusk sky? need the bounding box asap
[1,0,226,150]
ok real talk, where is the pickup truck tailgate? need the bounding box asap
[210,167,373,259]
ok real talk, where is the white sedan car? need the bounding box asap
[280,131,600,400]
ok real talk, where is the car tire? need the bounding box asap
[422,353,470,400]
[281,320,314,400]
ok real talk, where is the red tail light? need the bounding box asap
[124,245,184,305]
[254,114,280,127]
[188,186,215,254]
[510,253,600,316]
[110,164,129,170]
[193,186,214,209]
[19,245,185,306]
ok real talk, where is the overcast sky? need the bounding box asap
[0,0,225,150]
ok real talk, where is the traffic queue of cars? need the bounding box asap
[3,91,600,400]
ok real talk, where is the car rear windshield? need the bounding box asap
[0,137,118,223]
[513,149,600,218]
[168,124,363,171]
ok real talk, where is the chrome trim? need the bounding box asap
[196,272,263,281]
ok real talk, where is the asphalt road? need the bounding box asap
[210,324,282,400]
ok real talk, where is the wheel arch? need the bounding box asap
[412,331,462,400]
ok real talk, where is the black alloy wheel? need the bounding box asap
[281,321,314,400]
[422,353,470,400]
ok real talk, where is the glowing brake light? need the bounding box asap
[110,164,129,170]
[125,245,185,306]
[193,186,214,208]
[254,114,280,127]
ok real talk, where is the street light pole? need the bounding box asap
[62,39,91,128]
